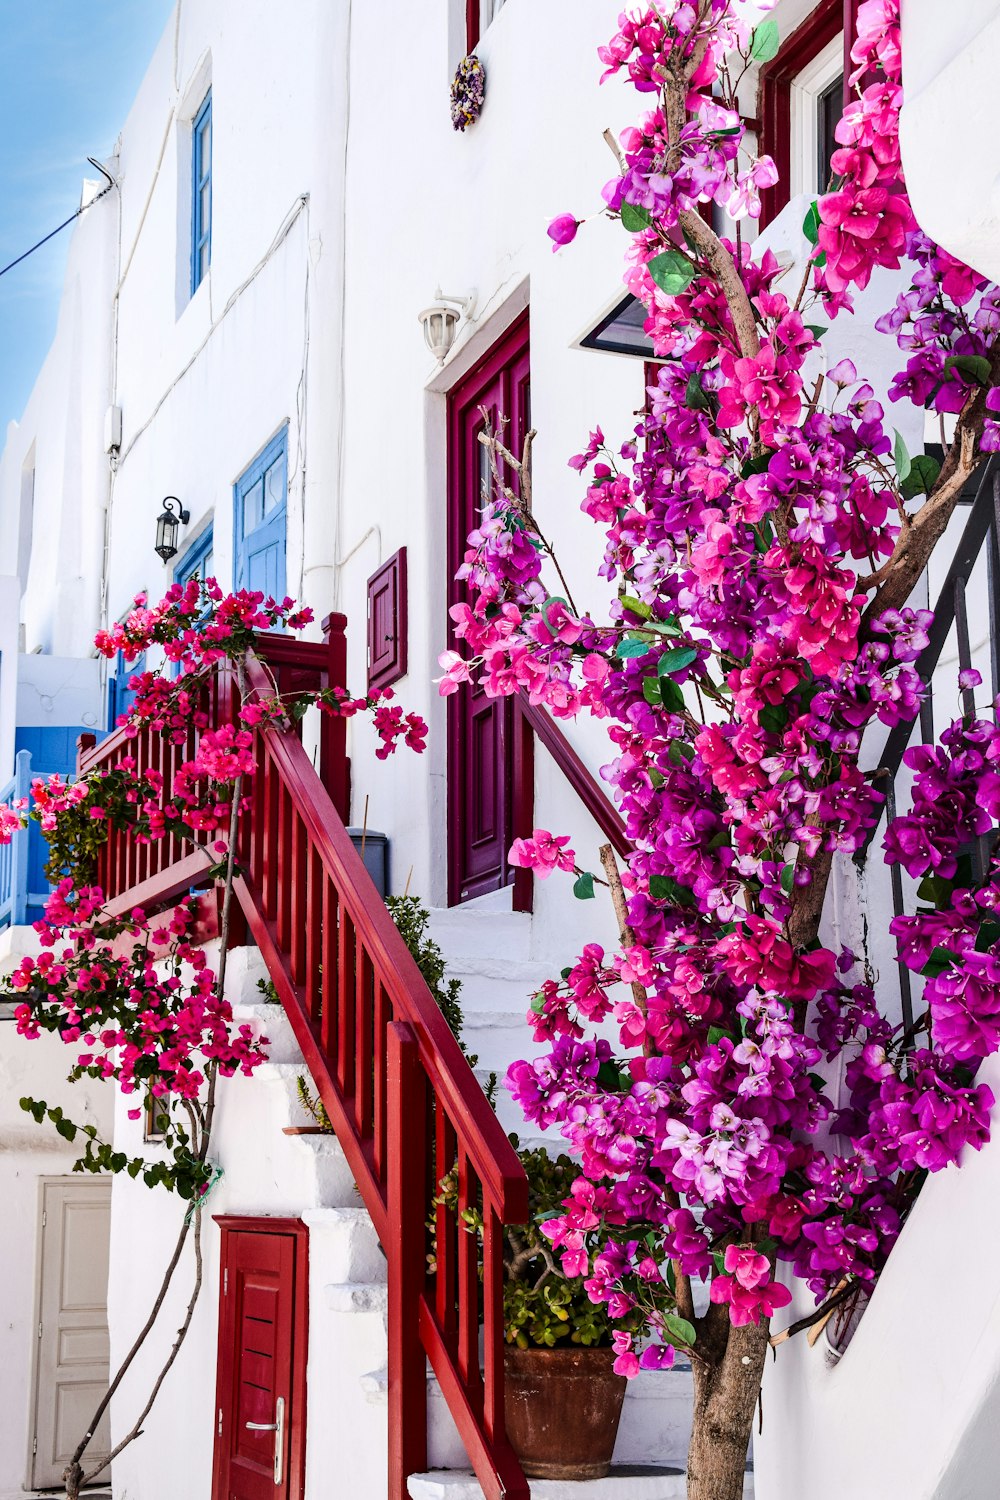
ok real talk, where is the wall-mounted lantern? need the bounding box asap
[417,288,476,363]
[154,495,190,562]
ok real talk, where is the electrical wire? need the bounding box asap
[0,158,116,282]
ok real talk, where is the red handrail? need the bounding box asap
[78,632,529,1500]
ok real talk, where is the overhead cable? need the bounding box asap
[0,157,116,282]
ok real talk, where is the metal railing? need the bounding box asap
[858,457,1000,1032]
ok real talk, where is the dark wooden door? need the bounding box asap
[447,313,530,905]
[212,1218,308,1500]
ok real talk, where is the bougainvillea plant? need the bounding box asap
[0,578,426,1497]
[441,4,1000,1496]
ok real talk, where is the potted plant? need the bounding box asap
[439,1141,648,1480]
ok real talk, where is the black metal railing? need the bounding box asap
[857,456,1000,1032]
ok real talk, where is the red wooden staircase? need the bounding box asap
[79,619,530,1500]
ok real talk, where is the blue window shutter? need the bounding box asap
[108,648,147,730]
[233,428,288,604]
[191,90,212,294]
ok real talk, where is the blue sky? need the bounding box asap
[0,0,174,433]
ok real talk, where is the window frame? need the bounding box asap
[191,89,212,295]
[174,525,215,595]
[466,0,505,51]
[757,0,859,228]
[232,425,289,598]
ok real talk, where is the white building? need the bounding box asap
[0,1,997,1497]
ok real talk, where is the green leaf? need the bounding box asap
[596,1060,625,1092]
[742,449,776,478]
[659,678,686,713]
[802,201,821,247]
[643,677,664,706]
[649,875,695,906]
[780,863,796,895]
[647,250,696,296]
[658,645,698,676]
[750,18,780,62]
[900,452,941,501]
[573,872,596,901]
[806,323,828,339]
[921,945,959,980]
[944,354,993,387]
[621,201,652,233]
[54,1117,77,1143]
[685,371,711,411]
[617,639,651,658]
[893,429,912,485]
[976,921,1000,953]
[664,1312,698,1347]
[667,739,694,764]
[620,594,652,620]
[530,991,547,1014]
[759,703,788,734]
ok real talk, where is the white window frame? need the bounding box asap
[478,0,506,38]
[789,33,843,201]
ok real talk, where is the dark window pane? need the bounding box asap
[818,73,844,193]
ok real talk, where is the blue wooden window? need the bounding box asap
[175,525,215,598]
[234,428,288,601]
[191,90,212,294]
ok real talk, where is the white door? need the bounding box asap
[29,1177,112,1488]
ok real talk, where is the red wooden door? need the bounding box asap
[212,1219,308,1500]
[447,313,531,905]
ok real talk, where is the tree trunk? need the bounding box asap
[686,1313,770,1500]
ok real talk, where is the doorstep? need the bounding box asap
[407,1470,755,1499]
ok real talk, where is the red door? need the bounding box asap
[447,312,531,905]
[212,1218,308,1500]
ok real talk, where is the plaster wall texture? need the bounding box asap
[900,0,1000,284]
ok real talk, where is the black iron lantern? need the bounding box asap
[154,495,190,562]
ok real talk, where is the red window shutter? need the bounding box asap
[367,548,408,693]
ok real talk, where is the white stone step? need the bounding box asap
[427,906,533,963]
[326,1281,389,1317]
[408,1470,754,1500]
[303,1205,386,1282]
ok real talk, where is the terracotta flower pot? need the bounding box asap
[503,1344,627,1480]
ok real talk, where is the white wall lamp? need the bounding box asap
[418,289,477,363]
[154,495,190,562]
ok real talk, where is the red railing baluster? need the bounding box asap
[435,1111,458,1338]
[320,876,337,1060]
[457,1148,481,1400]
[262,751,279,920]
[304,845,322,1026]
[290,811,307,987]
[482,1207,505,1443]
[373,981,390,1179]
[337,909,356,1099]
[356,939,374,1140]
[387,1022,428,1499]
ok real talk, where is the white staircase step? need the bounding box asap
[326,1281,389,1317]
[408,1470,753,1500]
[427,906,533,963]
[303,1206,386,1282]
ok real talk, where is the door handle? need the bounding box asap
[245,1395,285,1484]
